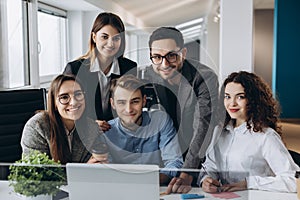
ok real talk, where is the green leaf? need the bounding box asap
[8,150,67,197]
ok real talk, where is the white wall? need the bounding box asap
[67,11,84,63]
[82,11,101,53]
[203,13,220,75]
[136,33,151,67]
[219,0,254,82]
[67,10,101,63]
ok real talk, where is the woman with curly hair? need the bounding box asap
[199,71,299,193]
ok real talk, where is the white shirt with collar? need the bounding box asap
[200,121,299,193]
[90,58,120,112]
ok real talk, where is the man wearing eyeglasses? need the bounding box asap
[142,27,219,194]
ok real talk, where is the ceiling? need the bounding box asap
[103,0,213,28]
[40,0,274,29]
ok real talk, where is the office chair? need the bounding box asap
[143,83,160,111]
[0,88,47,179]
[289,150,300,167]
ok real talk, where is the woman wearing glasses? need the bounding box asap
[63,12,137,132]
[21,74,107,164]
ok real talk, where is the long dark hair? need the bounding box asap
[81,12,126,64]
[219,71,282,136]
[47,74,85,163]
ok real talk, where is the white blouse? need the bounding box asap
[90,58,120,112]
[200,122,300,192]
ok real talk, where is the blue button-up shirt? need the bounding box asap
[104,110,183,178]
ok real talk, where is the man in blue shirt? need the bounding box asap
[103,74,183,185]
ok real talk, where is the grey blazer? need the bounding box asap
[143,60,219,169]
[21,112,99,163]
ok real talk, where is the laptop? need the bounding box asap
[66,163,160,200]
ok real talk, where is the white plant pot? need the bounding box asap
[20,194,52,200]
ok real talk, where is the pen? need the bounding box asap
[160,191,167,196]
[201,163,222,193]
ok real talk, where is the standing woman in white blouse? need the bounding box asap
[200,71,299,193]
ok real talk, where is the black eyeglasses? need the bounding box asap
[150,49,182,65]
[57,91,85,105]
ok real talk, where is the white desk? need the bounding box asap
[160,187,298,200]
[1,181,297,200]
[0,181,24,200]
[0,181,67,200]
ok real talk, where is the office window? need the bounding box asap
[1,0,28,88]
[0,0,68,89]
[37,4,67,84]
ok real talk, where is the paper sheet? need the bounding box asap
[211,192,240,199]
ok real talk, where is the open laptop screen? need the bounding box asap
[66,163,159,200]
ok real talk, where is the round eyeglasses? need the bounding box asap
[150,49,182,65]
[57,91,85,105]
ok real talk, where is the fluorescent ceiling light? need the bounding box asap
[183,29,201,36]
[184,34,199,40]
[176,18,204,29]
[181,25,202,34]
[183,32,201,40]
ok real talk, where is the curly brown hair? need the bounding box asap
[219,71,282,136]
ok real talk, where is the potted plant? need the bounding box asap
[8,150,66,200]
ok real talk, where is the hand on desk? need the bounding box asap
[165,172,193,194]
[96,120,111,132]
[202,177,247,193]
[201,177,222,193]
[221,180,247,192]
[87,154,109,164]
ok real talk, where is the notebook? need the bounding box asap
[66,163,160,200]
